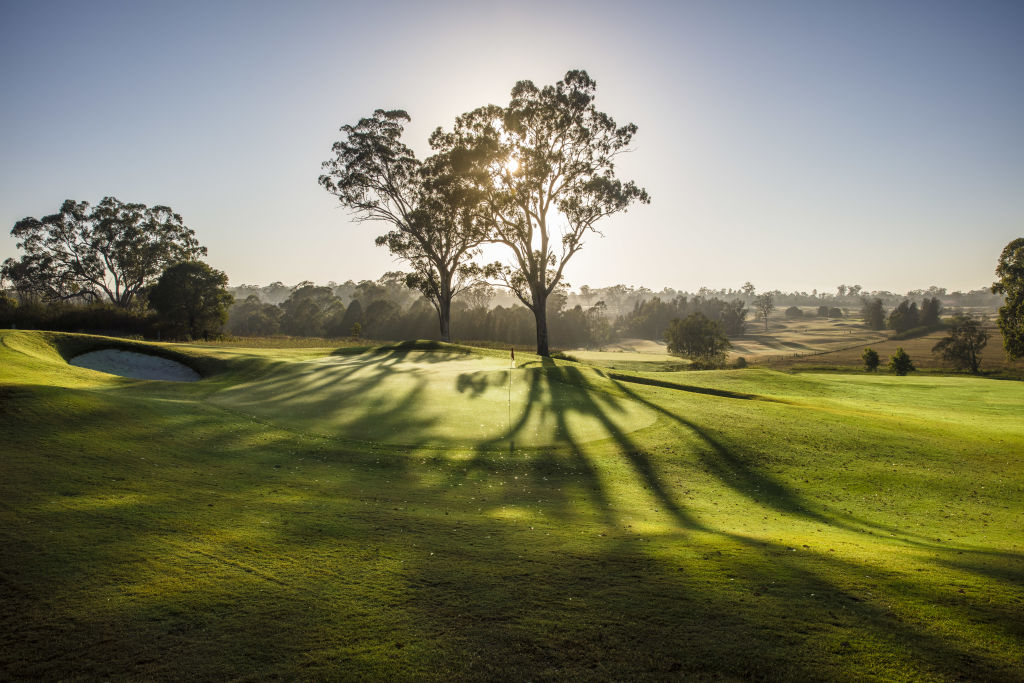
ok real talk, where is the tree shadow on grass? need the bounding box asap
[607,377,1012,552]
[451,358,702,530]
[4,378,1022,680]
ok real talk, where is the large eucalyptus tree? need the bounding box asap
[431,70,649,356]
[319,109,487,342]
[2,197,205,307]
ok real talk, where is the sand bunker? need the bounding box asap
[70,349,201,382]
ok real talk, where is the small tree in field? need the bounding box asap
[664,313,731,367]
[888,347,915,375]
[753,293,775,331]
[862,347,879,372]
[932,314,988,374]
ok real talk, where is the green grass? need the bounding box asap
[2,330,1022,680]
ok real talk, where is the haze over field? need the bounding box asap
[1,0,1022,293]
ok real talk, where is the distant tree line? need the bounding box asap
[859,296,943,333]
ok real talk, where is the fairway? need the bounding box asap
[2,330,1023,680]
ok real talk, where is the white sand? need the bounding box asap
[69,349,201,382]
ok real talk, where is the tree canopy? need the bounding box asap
[149,261,232,340]
[861,297,886,330]
[2,197,206,307]
[992,237,1024,359]
[664,312,731,366]
[753,293,775,330]
[932,314,988,374]
[888,347,915,375]
[319,109,487,342]
[430,69,649,355]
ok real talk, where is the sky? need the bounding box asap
[1,0,1021,294]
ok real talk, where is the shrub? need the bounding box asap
[888,347,915,375]
[862,347,879,372]
[784,306,803,319]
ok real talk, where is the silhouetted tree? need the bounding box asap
[919,297,942,327]
[2,197,205,307]
[339,299,364,336]
[860,297,886,330]
[888,347,915,375]
[719,299,748,336]
[932,314,988,374]
[149,261,231,339]
[432,70,649,355]
[888,300,920,333]
[992,237,1024,360]
[753,293,775,330]
[862,347,879,372]
[227,295,283,336]
[319,109,487,342]
[664,312,730,366]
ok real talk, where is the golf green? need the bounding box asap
[208,347,657,447]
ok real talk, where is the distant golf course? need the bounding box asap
[2,329,1022,680]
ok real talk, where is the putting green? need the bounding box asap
[209,347,657,447]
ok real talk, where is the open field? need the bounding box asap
[2,330,1023,680]
[759,323,1024,375]
[567,338,691,372]
[570,318,887,370]
[731,315,888,360]
[572,316,1023,377]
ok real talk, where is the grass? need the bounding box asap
[1,329,1023,680]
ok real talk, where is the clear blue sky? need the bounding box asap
[1,0,1021,293]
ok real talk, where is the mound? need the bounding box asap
[69,349,201,382]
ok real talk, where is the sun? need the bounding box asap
[504,157,519,174]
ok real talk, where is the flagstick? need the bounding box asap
[508,346,514,436]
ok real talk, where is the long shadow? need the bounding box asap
[5,357,1022,680]
[607,371,785,402]
[453,358,702,530]
[607,377,1004,550]
[190,346,468,446]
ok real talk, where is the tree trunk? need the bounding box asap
[437,278,452,343]
[533,289,550,356]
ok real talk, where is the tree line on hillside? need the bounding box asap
[858,296,943,333]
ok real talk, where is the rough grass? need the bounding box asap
[1,330,1022,680]
[759,323,1024,376]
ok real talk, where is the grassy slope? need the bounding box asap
[1,330,1022,680]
